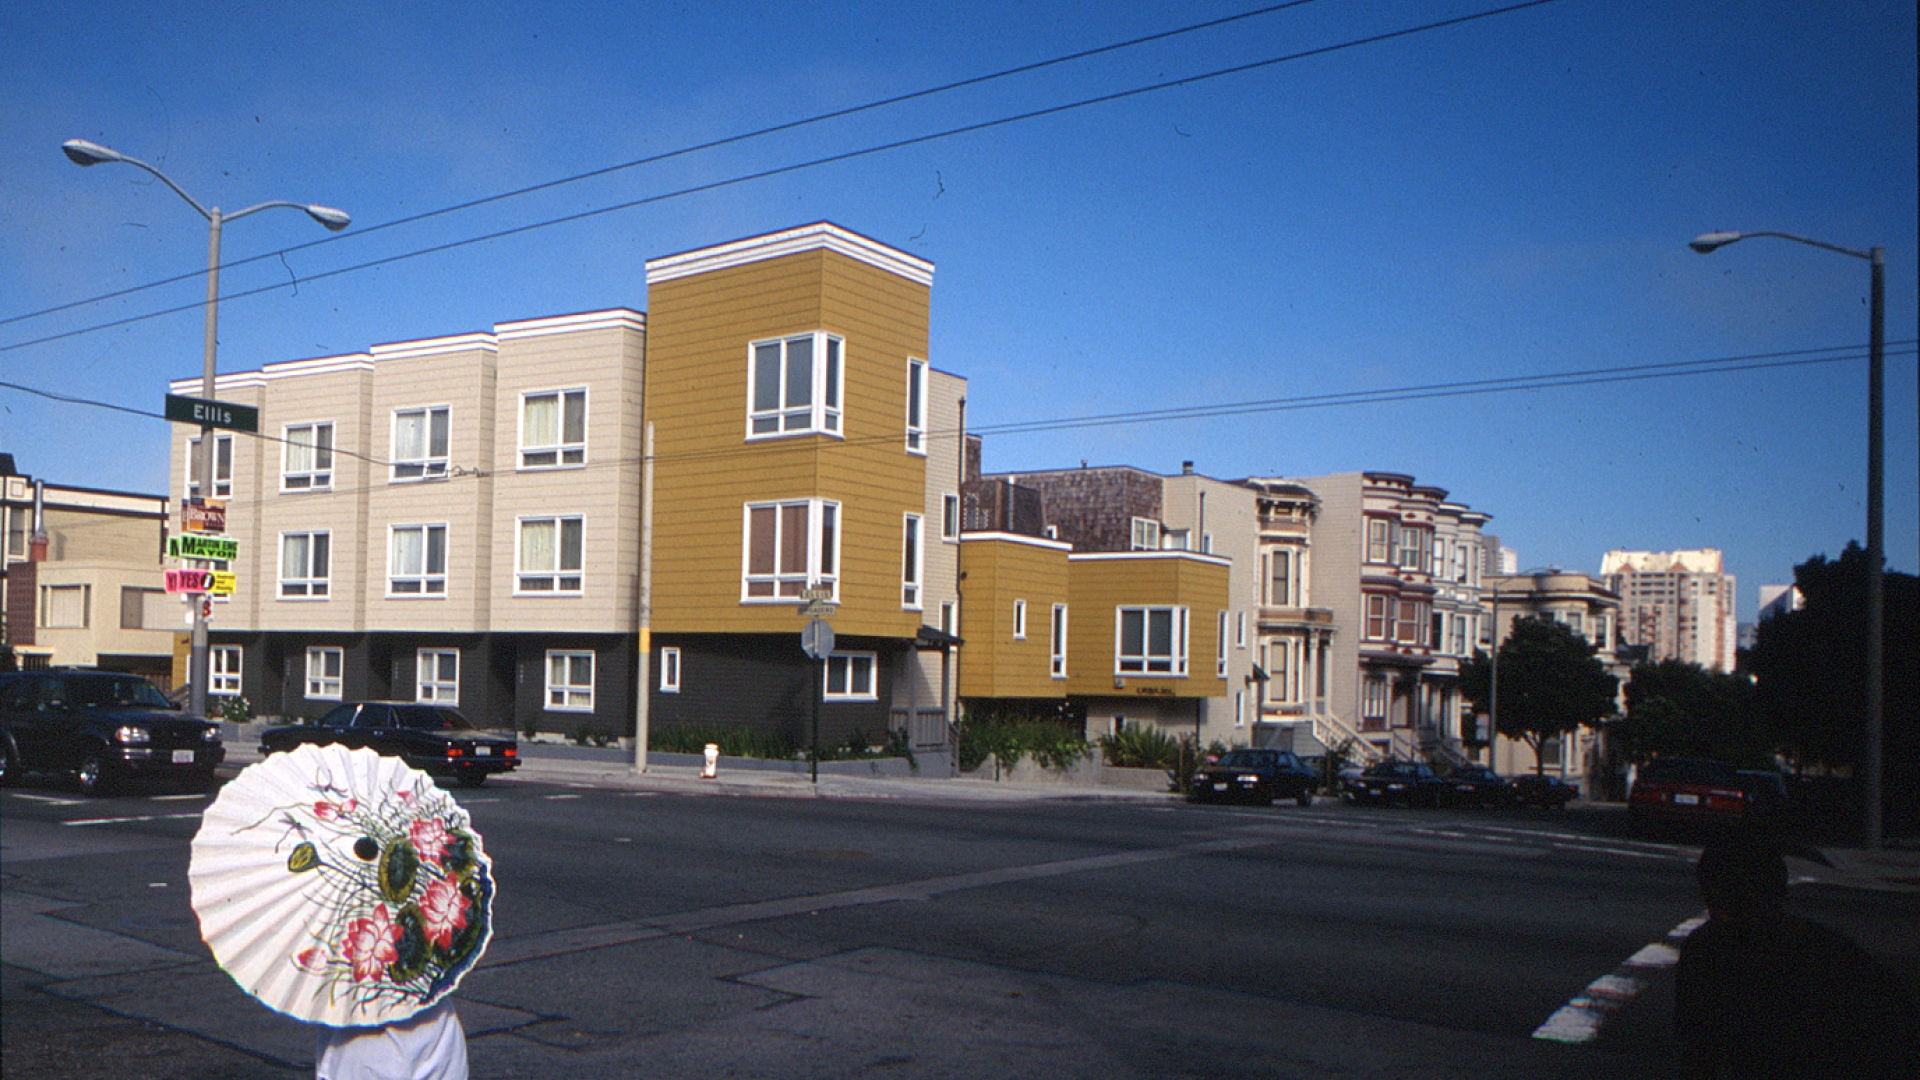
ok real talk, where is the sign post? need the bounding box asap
[800,616,834,784]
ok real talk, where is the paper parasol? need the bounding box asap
[189,743,494,1027]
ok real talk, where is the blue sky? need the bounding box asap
[3,0,1914,620]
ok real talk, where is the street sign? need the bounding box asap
[800,617,835,661]
[165,393,259,433]
[182,499,226,534]
[797,599,837,618]
[800,586,834,602]
[169,533,238,561]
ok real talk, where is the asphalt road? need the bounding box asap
[4,770,1915,1079]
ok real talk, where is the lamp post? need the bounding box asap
[65,138,349,720]
[1690,230,1885,848]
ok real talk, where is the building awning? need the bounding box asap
[914,625,964,650]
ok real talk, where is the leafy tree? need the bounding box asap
[1618,659,1764,767]
[1460,616,1619,774]
[1748,544,1917,831]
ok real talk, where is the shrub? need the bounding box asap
[216,696,253,725]
[1097,721,1182,769]
[957,703,1090,773]
[650,723,795,760]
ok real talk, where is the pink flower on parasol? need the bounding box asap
[408,816,454,866]
[417,877,470,950]
[313,798,358,821]
[341,904,401,982]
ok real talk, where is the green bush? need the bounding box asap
[957,705,1090,773]
[650,723,796,759]
[1097,721,1182,769]
[216,696,253,725]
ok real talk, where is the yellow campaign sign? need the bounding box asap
[209,571,238,597]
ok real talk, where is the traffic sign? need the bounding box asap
[797,599,837,617]
[800,618,835,661]
[169,533,239,561]
[165,393,259,433]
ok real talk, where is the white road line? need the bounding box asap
[543,793,584,801]
[150,793,207,802]
[1533,913,1703,1044]
[9,793,83,805]
[63,812,206,827]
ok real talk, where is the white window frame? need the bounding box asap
[905,358,927,454]
[659,647,681,693]
[1365,594,1389,641]
[941,601,957,636]
[1236,611,1248,649]
[392,405,451,481]
[1130,517,1160,552]
[1366,518,1392,563]
[41,584,89,629]
[516,516,584,594]
[389,523,448,596]
[1115,606,1188,676]
[1013,599,1027,641]
[1235,689,1246,728]
[942,493,960,541]
[186,434,233,500]
[742,499,839,602]
[280,531,331,599]
[1362,675,1388,723]
[546,650,594,711]
[520,388,587,469]
[211,645,243,697]
[824,651,877,700]
[1216,611,1228,677]
[902,513,924,610]
[1050,604,1067,678]
[306,646,343,700]
[1397,526,1428,572]
[416,648,459,703]
[282,422,334,491]
[748,332,843,439]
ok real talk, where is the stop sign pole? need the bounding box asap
[800,613,834,784]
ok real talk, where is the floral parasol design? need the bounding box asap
[189,744,494,1027]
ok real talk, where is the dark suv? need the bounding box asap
[0,671,224,795]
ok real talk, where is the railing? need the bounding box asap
[1312,712,1384,764]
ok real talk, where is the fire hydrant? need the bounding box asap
[701,743,720,779]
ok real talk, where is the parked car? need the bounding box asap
[1347,761,1448,807]
[260,702,518,787]
[1509,773,1578,809]
[1628,758,1748,833]
[1440,764,1513,808]
[1189,748,1318,806]
[0,670,223,796]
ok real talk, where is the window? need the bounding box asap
[186,434,233,499]
[1013,599,1027,640]
[1362,675,1387,729]
[1130,518,1160,551]
[1216,611,1228,676]
[120,586,166,630]
[1453,545,1469,583]
[282,423,334,491]
[280,532,331,598]
[5,507,24,558]
[306,647,343,700]
[1269,641,1291,703]
[1162,528,1190,551]
[1270,550,1293,606]
[393,406,450,480]
[1116,606,1187,675]
[518,516,583,593]
[1365,594,1390,641]
[546,650,594,711]
[824,652,877,700]
[521,389,586,468]
[1432,613,1445,654]
[942,601,957,636]
[905,358,927,453]
[1398,599,1426,644]
[743,499,838,601]
[943,494,960,540]
[659,647,681,693]
[1397,526,1429,571]
[1235,690,1246,728]
[416,649,458,703]
[1593,616,1609,651]
[1433,536,1446,577]
[749,333,842,437]
[390,524,448,595]
[41,584,89,628]
[1236,611,1247,649]
[211,646,242,696]
[902,513,923,609]
[1564,612,1585,637]
[1050,604,1067,677]
[1366,518,1392,563]
[1450,615,1468,656]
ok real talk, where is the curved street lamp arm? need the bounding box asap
[1691,229,1875,262]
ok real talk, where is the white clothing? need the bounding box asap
[315,999,469,1080]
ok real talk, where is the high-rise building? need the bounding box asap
[1599,549,1738,672]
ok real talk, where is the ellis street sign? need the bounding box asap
[165,393,259,433]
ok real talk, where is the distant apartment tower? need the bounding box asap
[1600,549,1737,672]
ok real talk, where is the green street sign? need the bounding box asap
[169,533,239,561]
[165,393,259,433]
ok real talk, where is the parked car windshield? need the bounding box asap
[1217,750,1278,768]
[393,706,475,731]
[64,675,172,710]
[1638,759,1740,785]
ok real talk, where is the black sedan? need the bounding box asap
[1346,760,1449,807]
[1440,765,1513,808]
[260,702,519,787]
[1511,773,1578,809]
[1189,748,1318,806]
[0,670,223,796]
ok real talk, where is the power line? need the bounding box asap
[2,0,1561,355]
[3,2,1327,331]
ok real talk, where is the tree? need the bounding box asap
[1748,544,1917,831]
[1618,659,1764,767]
[1460,616,1619,774]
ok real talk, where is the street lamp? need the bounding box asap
[1690,229,1885,848]
[65,138,349,721]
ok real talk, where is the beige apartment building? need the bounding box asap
[1600,548,1738,673]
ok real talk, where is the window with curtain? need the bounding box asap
[521,389,586,467]
[518,517,583,593]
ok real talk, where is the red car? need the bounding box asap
[1628,758,1748,833]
